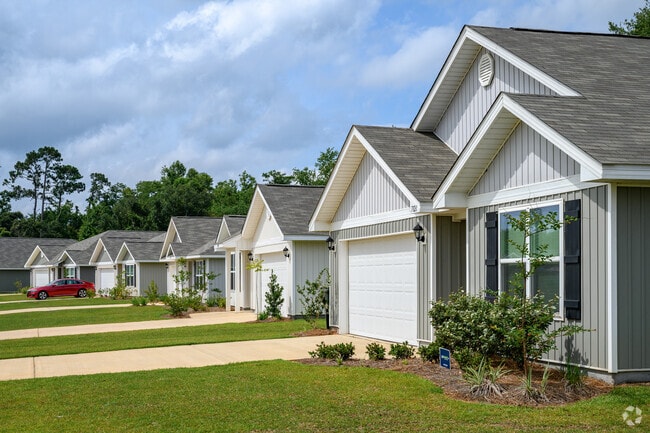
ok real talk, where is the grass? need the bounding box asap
[0,319,321,359]
[0,306,168,332]
[0,294,30,302]
[0,361,648,432]
[0,297,131,311]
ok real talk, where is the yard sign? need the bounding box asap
[439,347,451,369]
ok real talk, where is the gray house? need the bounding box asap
[314,26,650,383]
[115,238,167,296]
[214,215,246,308]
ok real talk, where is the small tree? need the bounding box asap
[297,268,330,329]
[264,270,284,319]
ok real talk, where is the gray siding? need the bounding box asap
[208,258,226,298]
[467,186,608,370]
[331,216,433,342]
[80,266,95,283]
[436,48,556,154]
[0,270,30,293]
[138,263,167,296]
[294,241,330,316]
[333,153,410,223]
[617,187,650,370]
[436,216,466,301]
[470,123,580,195]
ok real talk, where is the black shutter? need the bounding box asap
[564,199,581,320]
[485,211,498,302]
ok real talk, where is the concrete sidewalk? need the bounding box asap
[0,334,378,381]
[0,311,259,341]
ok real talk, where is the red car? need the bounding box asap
[27,279,95,300]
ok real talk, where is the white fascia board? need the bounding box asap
[355,131,420,207]
[241,187,279,241]
[251,236,285,250]
[88,239,109,265]
[465,28,581,97]
[284,234,329,242]
[24,246,44,268]
[412,27,471,130]
[309,126,360,229]
[599,165,650,181]
[114,243,130,263]
[309,221,330,232]
[467,175,607,208]
[160,219,179,258]
[434,192,468,208]
[58,251,76,266]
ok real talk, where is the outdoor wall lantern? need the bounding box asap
[247,252,253,261]
[413,223,426,243]
[283,246,290,258]
[326,236,335,251]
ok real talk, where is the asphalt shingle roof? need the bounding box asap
[122,242,165,261]
[0,238,74,269]
[170,217,222,257]
[470,26,650,165]
[54,230,164,265]
[258,185,325,235]
[354,125,459,200]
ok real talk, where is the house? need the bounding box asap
[214,215,246,308]
[309,126,462,345]
[0,238,73,292]
[89,231,165,296]
[314,25,650,383]
[231,184,329,317]
[114,238,167,296]
[160,217,225,300]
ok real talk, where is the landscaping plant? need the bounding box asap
[365,342,386,361]
[417,342,440,363]
[296,268,330,329]
[264,270,284,319]
[144,280,160,304]
[389,341,414,360]
[309,341,355,362]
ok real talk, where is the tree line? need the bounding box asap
[0,146,338,240]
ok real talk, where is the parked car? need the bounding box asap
[27,279,95,300]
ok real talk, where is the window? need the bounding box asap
[498,203,562,314]
[230,253,236,291]
[125,264,136,287]
[194,260,206,289]
[64,267,75,278]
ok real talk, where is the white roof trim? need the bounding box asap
[432,94,602,209]
[241,186,284,241]
[89,239,111,265]
[24,246,45,268]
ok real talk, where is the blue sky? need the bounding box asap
[0,0,642,210]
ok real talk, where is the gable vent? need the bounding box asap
[478,53,494,87]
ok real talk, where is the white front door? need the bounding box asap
[99,268,116,292]
[348,234,417,344]
[259,252,289,316]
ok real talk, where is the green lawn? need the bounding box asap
[0,297,131,311]
[1,361,648,432]
[0,294,31,302]
[0,306,168,332]
[0,320,318,359]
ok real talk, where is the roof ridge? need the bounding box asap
[469,25,650,40]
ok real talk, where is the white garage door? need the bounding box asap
[33,269,50,287]
[259,252,289,316]
[348,234,417,344]
[99,268,116,292]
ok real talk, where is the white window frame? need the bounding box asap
[63,267,76,278]
[230,253,236,292]
[125,264,136,287]
[194,260,206,289]
[497,199,564,319]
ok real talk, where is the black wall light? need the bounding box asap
[247,252,253,261]
[326,236,335,251]
[413,223,425,243]
[283,246,290,258]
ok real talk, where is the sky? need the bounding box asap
[0,0,643,211]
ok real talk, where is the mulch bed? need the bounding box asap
[296,357,614,406]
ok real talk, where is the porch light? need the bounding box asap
[283,247,290,258]
[247,252,253,261]
[326,236,335,251]
[413,223,425,243]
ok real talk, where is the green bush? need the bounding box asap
[365,342,386,361]
[564,362,585,390]
[264,271,284,319]
[14,280,29,294]
[86,288,96,299]
[144,281,159,304]
[216,297,226,308]
[297,268,329,329]
[164,293,189,317]
[257,311,269,321]
[453,348,483,370]
[463,358,508,397]
[108,273,131,300]
[389,341,414,360]
[309,342,355,361]
[131,296,147,307]
[418,342,440,363]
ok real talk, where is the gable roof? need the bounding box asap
[53,231,163,266]
[90,231,165,264]
[161,216,223,259]
[116,241,165,262]
[310,125,457,230]
[24,239,77,268]
[0,237,74,270]
[414,26,650,167]
[243,184,327,240]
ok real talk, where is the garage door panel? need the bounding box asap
[34,270,50,287]
[348,235,417,343]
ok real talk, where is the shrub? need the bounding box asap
[463,358,509,397]
[365,342,386,361]
[389,341,414,360]
[108,273,131,300]
[453,348,483,370]
[86,288,96,299]
[216,297,226,308]
[264,271,284,319]
[257,311,269,321]
[14,280,29,294]
[131,296,147,307]
[297,268,330,329]
[564,362,585,390]
[145,281,160,304]
[164,293,189,317]
[418,342,440,363]
[309,342,355,362]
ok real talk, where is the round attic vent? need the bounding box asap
[478,53,494,87]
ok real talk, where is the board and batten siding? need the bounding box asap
[0,270,30,293]
[207,258,226,297]
[467,186,608,370]
[617,186,650,371]
[293,241,329,316]
[436,48,556,155]
[333,153,410,224]
[138,263,167,295]
[436,216,466,301]
[330,216,432,342]
[470,123,580,195]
